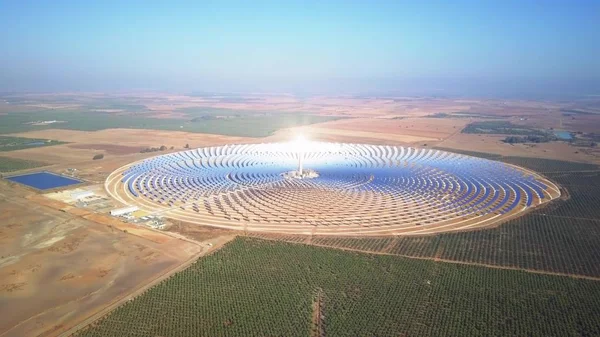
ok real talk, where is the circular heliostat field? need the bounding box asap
[106,142,560,236]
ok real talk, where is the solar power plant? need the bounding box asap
[106,141,561,236]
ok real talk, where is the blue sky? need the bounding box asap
[0,0,599,96]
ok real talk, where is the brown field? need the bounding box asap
[320,117,468,138]
[2,144,102,165]
[0,178,227,337]
[68,143,144,155]
[278,125,439,144]
[8,128,252,151]
[563,114,600,133]
[266,117,467,145]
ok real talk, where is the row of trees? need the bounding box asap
[140,144,190,153]
[503,135,557,144]
[140,145,171,153]
[94,144,189,159]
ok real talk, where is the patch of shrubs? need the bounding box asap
[503,135,557,144]
[140,145,168,153]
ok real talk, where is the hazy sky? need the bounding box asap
[1,0,599,96]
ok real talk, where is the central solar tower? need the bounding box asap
[296,135,306,176]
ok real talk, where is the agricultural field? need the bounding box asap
[77,237,600,337]
[0,109,340,137]
[0,156,48,172]
[0,136,65,152]
[501,156,599,173]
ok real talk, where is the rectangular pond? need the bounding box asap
[6,171,82,190]
[554,131,573,140]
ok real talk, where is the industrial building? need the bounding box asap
[110,206,139,216]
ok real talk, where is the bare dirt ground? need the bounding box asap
[57,234,236,337]
[1,144,102,165]
[68,143,145,155]
[0,179,231,337]
[7,129,252,147]
[164,219,240,242]
[319,117,468,139]
[310,288,325,337]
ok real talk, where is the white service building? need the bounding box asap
[110,206,139,216]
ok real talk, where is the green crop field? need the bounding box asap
[78,237,600,337]
[0,110,340,137]
[0,136,66,152]
[0,156,48,172]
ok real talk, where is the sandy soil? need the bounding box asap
[8,129,251,148]
[0,180,211,337]
[268,117,468,144]
[563,114,600,133]
[68,143,144,155]
[164,219,239,242]
[319,117,468,138]
[274,125,439,144]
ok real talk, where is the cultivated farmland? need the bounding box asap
[77,237,600,337]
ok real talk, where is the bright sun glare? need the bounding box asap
[290,134,309,153]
